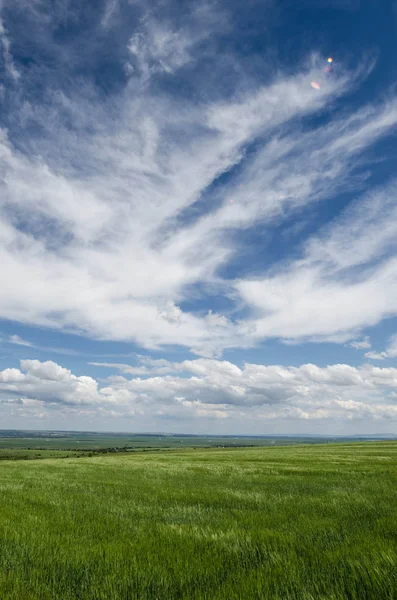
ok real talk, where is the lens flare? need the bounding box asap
[327,57,333,63]
[311,81,321,90]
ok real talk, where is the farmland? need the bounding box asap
[0,442,396,599]
[0,429,384,453]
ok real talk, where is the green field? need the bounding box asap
[0,431,343,451]
[0,430,383,452]
[0,448,84,461]
[0,442,396,599]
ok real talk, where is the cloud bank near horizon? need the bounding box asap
[1,357,397,432]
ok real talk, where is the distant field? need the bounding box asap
[0,430,381,451]
[0,442,396,599]
[0,434,289,450]
[0,448,83,460]
[0,431,358,461]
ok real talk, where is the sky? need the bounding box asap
[1,0,397,434]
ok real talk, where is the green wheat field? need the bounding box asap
[0,442,396,599]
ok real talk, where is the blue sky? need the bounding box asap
[1,0,397,434]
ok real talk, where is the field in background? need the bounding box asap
[0,442,396,599]
[0,429,390,454]
[0,448,84,460]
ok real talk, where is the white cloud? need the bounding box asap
[0,17,20,80]
[364,333,397,361]
[3,333,96,356]
[128,22,192,78]
[0,2,397,357]
[387,334,397,357]
[2,358,397,426]
[127,5,224,80]
[237,179,397,343]
[20,359,72,381]
[101,0,119,28]
[348,337,371,350]
[0,359,101,406]
[365,351,389,361]
[0,58,358,353]
[0,367,25,383]
[8,334,34,347]
[88,358,176,376]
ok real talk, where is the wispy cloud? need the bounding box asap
[126,2,227,81]
[348,337,372,350]
[364,334,397,361]
[4,334,85,356]
[101,0,120,28]
[128,20,195,79]
[8,334,34,347]
[0,16,20,80]
[237,178,397,343]
[2,56,394,354]
[0,0,397,363]
[364,351,389,361]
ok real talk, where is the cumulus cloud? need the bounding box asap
[2,358,397,427]
[0,360,101,406]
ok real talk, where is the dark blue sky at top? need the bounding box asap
[1,0,395,156]
[2,0,397,259]
[2,1,397,109]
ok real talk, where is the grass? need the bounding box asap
[0,442,396,599]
